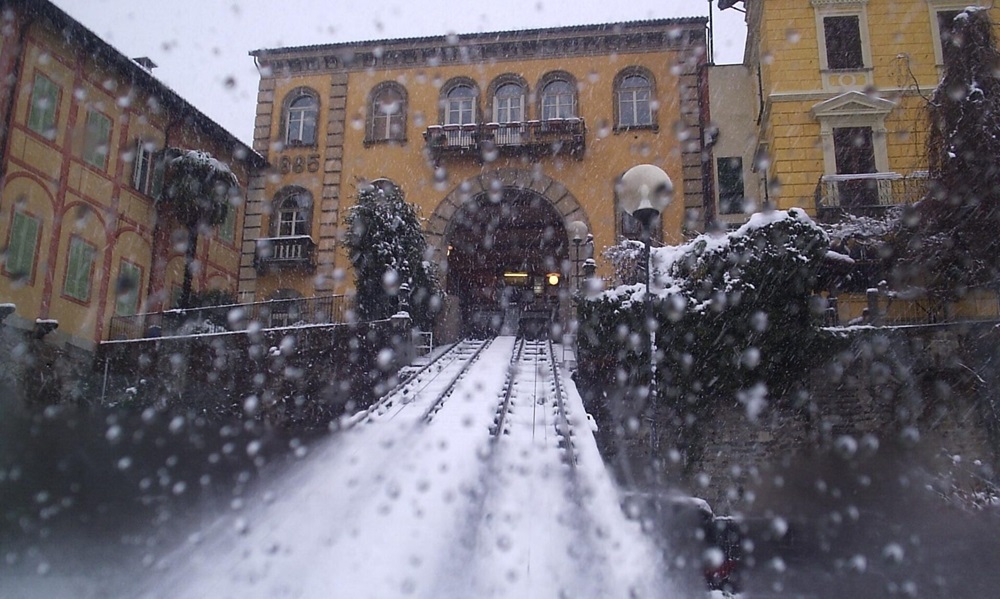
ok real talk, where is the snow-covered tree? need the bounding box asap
[916,7,1000,296]
[579,209,836,468]
[160,149,240,309]
[345,183,440,329]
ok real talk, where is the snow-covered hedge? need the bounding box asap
[578,209,842,465]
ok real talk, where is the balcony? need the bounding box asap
[254,235,316,274]
[815,172,928,219]
[424,118,586,162]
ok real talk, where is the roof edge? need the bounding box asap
[251,16,709,59]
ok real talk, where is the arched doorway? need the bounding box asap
[445,188,569,338]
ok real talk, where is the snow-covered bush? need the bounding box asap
[345,182,441,329]
[579,208,840,467]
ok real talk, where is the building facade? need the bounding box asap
[712,0,1000,220]
[0,0,264,352]
[702,0,1000,323]
[243,19,708,337]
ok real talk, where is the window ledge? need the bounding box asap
[614,124,659,134]
[820,67,873,73]
[281,141,318,150]
[363,137,408,148]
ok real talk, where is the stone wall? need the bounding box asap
[97,317,411,426]
[582,322,1000,513]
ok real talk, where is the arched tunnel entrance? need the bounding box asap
[445,188,569,338]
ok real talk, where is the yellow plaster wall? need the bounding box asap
[337,51,686,284]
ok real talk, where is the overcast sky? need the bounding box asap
[56,0,748,146]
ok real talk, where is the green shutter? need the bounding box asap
[115,261,141,315]
[64,238,95,301]
[219,201,236,242]
[6,212,39,279]
[27,74,58,135]
[83,111,112,169]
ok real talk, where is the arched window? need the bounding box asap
[615,69,655,129]
[272,187,313,237]
[371,178,400,197]
[367,82,407,144]
[493,82,525,123]
[539,75,577,120]
[283,88,318,147]
[445,84,477,125]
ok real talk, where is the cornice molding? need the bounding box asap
[260,26,707,75]
[810,0,868,6]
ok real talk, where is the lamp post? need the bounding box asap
[617,164,674,411]
[567,220,589,290]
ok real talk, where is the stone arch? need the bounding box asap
[424,167,590,266]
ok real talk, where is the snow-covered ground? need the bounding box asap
[114,336,679,598]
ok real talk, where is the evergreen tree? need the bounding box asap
[345,183,440,329]
[917,8,1000,297]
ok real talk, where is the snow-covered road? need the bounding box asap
[138,336,677,599]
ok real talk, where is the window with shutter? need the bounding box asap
[5,212,40,282]
[27,73,59,138]
[83,110,112,169]
[63,237,96,302]
[115,261,142,316]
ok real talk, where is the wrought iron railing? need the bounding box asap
[254,235,316,273]
[424,118,586,160]
[815,172,928,216]
[107,294,353,341]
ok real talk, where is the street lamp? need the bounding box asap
[567,220,589,289]
[617,164,673,409]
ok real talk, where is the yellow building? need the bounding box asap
[704,0,1000,323]
[243,19,709,337]
[0,0,264,352]
[712,0,1000,219]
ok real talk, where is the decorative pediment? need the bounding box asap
[810,91,896,119]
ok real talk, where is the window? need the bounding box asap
[935,9,963,65]
[445,85,476,125]
[371,178,400,197]
[284,89,318,146]
[540,79,576,120]
[219,199,237,243]
[615,71,654,128]
[493,83,524,124]
[273,188,312,237]
[27,72,59,138]
[833,127,875,175]
[368,83,406,143]
[823,16,864,70]
[4,211,40,282]
[115,261,142,316]
[82,110,112,169]
[717,157,745,215]
[63,236,96,302]
[131,140,167,198]
[833,126,878,208]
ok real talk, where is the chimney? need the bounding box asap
[132,57,157,73]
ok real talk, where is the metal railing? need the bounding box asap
[424,118,586,159]
[815,172,928,216]
[108,294,353,341]
[254,235,317,273]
